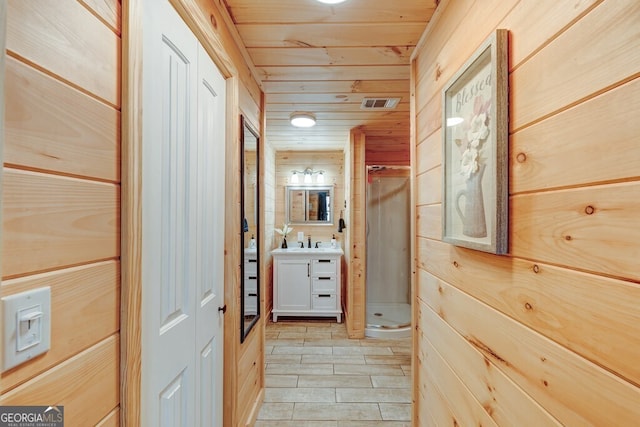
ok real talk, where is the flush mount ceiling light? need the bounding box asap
[316,0,348,3]
[290,112,317,128]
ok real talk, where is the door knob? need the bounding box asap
[218,305,227,314]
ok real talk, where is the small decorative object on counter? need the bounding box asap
[275,223,293,249]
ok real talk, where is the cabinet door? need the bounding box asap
[277,258,310,310]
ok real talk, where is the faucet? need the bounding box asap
[315,241,319,248]
[299,241,304,248]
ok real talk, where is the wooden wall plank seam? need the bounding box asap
[5,56,120,182]
[1,262,120,393]
[418,238,640,386]
[6,0,121,107]
[419,270,640,426]
[0,335,120,426]
[417,299,562,427]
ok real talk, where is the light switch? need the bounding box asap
[2,287,51,371]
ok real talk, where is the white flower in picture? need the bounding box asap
[456,95,491,181]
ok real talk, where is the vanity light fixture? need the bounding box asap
[290,167,326,184]
[290,112,316,128]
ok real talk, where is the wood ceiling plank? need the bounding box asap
[224,0,436,24]
[262,79,409,94]
[266,92,408,104]
[258,65,410,81]
[268,118,409,126]
[248,46,413,66]
[267,111,408,120]
[219,0,432,151]
[236,23,425,47]
[267,102,410,112]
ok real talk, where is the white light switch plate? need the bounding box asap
[2,287,51,371]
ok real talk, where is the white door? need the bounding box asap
[141,1,226,426]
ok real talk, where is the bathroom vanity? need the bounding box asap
[272,247,343,322]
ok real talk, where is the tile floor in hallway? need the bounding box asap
[254,319,412,427]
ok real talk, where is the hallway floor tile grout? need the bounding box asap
[255,319,412,426]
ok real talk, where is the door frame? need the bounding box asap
[120,0,240,425]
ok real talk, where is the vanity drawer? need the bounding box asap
[244,276,257,293]
[244,291,258,315]
[244,258,258,275]
[312,276,337,293]
[311,259,337,275]
[312,293,336,310]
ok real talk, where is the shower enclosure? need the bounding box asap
[365,166,411,338]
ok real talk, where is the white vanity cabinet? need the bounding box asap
[272,248,343,322]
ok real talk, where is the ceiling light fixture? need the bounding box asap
[290,112,316,128]
[316,0,348,3]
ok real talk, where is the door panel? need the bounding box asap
[160,371,187,427]
[195,42,226,427]
[142,1,225,426]
[277,259,311,310]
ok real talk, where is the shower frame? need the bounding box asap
[364,165,412,334]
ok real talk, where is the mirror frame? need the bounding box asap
[240,115,260,343]
[285,185,335,226]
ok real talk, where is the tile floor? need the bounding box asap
[254,319,412,427]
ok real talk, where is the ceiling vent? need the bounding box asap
[360,97,401,110]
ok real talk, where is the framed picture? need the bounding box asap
[442,29,509,254]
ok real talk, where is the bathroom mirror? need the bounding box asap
[286,185,333,225]
[240,115,260,343]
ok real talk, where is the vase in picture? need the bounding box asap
[455,163,487,238]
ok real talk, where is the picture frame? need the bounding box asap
[442,29,509,254]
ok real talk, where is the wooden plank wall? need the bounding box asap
[345,131,366,338]
[273,150,346,247]
[365,135,410,166]
[1,1,121,426]
[412,0,640,425]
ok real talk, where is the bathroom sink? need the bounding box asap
[272,247,343,255]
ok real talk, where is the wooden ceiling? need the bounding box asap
[221,0,438,150]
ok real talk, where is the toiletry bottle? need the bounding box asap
[307,235,311,248]
[331,234,337,248]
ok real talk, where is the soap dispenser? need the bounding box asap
[331,234,337,248]
[307,235,311,248]
[249,234,256,249]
